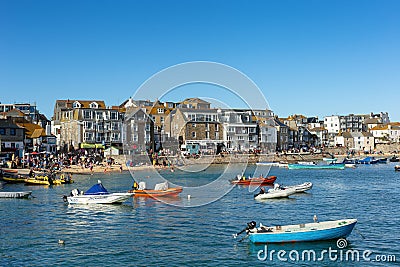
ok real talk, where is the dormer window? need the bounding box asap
[90,102,98,109]
[73,101,81,109]
[157,108,164,114]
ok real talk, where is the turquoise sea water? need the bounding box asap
[1,163,399,266]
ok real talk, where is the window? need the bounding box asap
[0,128,5,135]
[133,134,138,142]
[96,112,103,120]
[10,129,16,135]
[192,123,196,127]
[157,108,164,114]
[84,110,92,119]
[90,102,98,109]
[215,124,219,131]
[160,117,164,124]
[73,101,81,108]
[85,121,93,129]
[192,131,196,138]
[111,112,117,120]
[206,131,210,139]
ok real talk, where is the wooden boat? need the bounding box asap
[288,163,345,170]
[64,180,134,204]
[231,176,277,186]
[128,181,182,197]
[234,218,357,243]
[281,182,313,193]
[130,187,183,197]
[254,187,296,200]
[0,191,32,198]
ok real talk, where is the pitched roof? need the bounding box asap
[15,122,45,138]
[55,99,106,109]
[370,125,388,131]
[182,98,210,104]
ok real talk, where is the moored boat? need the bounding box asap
[0,191,32,198]
[395,165,400,171]
[281,182,313,193]
[357,157,378,164]
[234,218,357,243]
[389,156,399,162]
[129,181,183,198]
[231,175,277,186]
[288,163,345,170]
[64,180,134,204]
[2,175,27,183]
[254,183,297,200]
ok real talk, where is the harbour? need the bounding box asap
[1,162,399,266]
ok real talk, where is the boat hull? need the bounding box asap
[67,193,134,204]
[288,164,345,170]
[130,187,183,197]
[231,176,277,186]
[249,219,357,243]
[255,188,296,200]
[282,182,313,193]
[0,191,32,198]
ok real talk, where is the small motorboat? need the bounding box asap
[281,182,313,193]
[389,156,399,162]
[129,181,182,198]
[0,191,32,198]
[25,174,61,186]
[288,163,345,170]
[64,180,134,204]
[395,165,400,171]
[234,218,357,243]
[254,184,297,200]
[377,158,387,164]
[357,157,378,164]
[2,175,27,183]
[231,175,277,186]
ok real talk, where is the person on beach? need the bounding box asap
[119,165,122,172]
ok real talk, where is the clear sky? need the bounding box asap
[1,0,399,121]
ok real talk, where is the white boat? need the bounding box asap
[0,191,32,198]
[345,163,357,168]
[254,184,297,200]
[64,180,134,204]
[281,182,313,193]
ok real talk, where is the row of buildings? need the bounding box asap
[0,99,399,158]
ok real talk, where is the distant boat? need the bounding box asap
[389,156,399,162]
[288,163,345,170]
[230,175,277,186]
[281,182,313,193]
[377,158,387,164]
[323,158,338,162]
[357,157,379,164]
[64,180,134,204]
[395,165,400,171]
[0,191,32,198]
[235,219,357,243]
[128,182,182,198]
[254,186,296,200]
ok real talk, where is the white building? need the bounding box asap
[370,123,400,143]
[323,115,341,134]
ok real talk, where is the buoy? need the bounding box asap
[187,195,191,200]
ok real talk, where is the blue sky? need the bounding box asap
[1,0,399,120]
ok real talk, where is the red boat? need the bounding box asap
[230,176,277,186]
[129,187,183,198]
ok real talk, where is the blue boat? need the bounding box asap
[357,157,378,164]
[241,219,357,243]
[288,163,345,170]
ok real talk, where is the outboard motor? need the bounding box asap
[70,189,80,196]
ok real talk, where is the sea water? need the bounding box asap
[0,163,399,266]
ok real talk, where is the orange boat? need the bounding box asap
[230,176,277,186]
[129,187,183,197]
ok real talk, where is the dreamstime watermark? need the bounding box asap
[257,239,397,263]
[124,61,276,207]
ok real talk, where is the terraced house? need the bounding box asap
[53,100,124,152]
